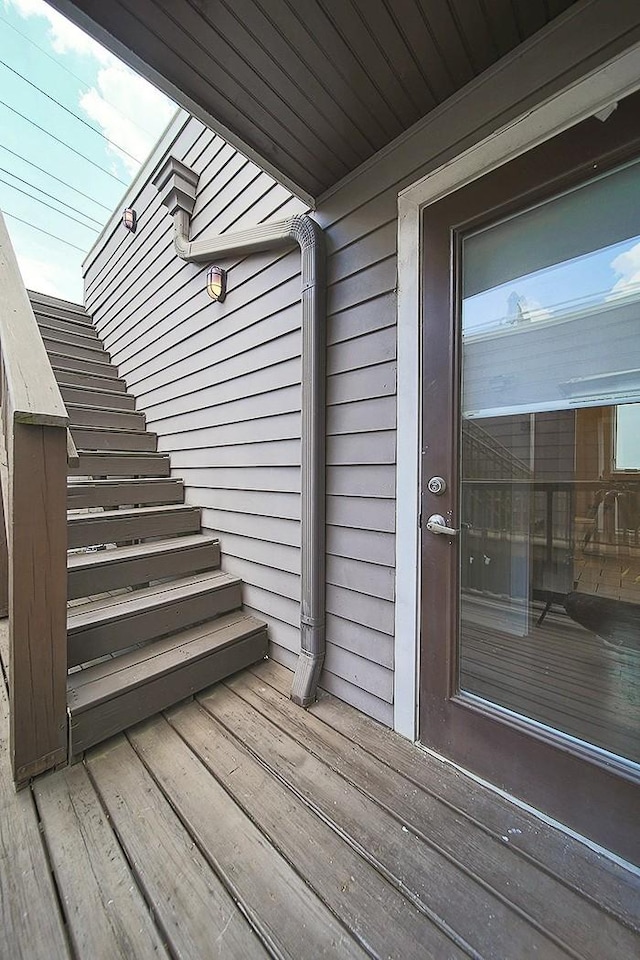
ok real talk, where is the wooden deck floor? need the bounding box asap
[1,633,639,959]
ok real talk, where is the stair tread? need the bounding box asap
[68,477,180,488]
[72,425,154,437]
[68,533,216,569]
[68,503,196,523]
[67,570,240,628]
[49,349,113,367]
[75,449,167,457]
[43,333,106,353]
[67,611,266,712]
[67,402,143,416]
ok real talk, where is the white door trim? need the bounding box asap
[393,40,640,740]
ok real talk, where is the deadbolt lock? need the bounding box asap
[427,476,447,495]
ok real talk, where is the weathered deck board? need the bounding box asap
[0,678,71,960]
[86,735,270,960]
[33,763,169,960]
[126,713,370,960]
[220,670,640,959]
[252,658,640,932]
[166,697,466,959]
[199,682,572,959]
[2,645,638,960]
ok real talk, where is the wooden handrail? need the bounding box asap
[0,213,69,784]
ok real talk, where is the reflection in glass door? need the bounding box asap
[459,158,640,767]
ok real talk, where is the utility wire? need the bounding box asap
[0,97,128,185]
[0,143,112,211]
[0,167,103,226]
[0,11,163,139]
[0,177,100,232]
[0,58,143,165]
[2,210,88,252]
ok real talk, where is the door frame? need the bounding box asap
[394,40,640,742]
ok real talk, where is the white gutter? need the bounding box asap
[153,157,326,707]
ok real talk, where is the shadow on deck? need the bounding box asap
[1,623,639,959]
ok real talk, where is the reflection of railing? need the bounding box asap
[461,478,640,602]
[0,213,69,785]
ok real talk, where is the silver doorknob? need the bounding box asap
[426,514,458,536]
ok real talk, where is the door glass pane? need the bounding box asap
[459,159,640,766]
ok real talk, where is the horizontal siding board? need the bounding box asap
[159,412,300,449]
[242,585,299,630]
[327,293,395,348]
[139,358,301,418]
[326,465,396,500]
[326,495,395,533]
[152,385,301,431]
[169,438,300,469]
[185,487,300,521]
[327,220,396,284]
[326,613,393,668]
[201,508,300,547]
[327,326,396,376]
[327,526,395,567]
[213,531,299,576]
[177,466,300,494]
[327,362,396,406]
[326,554,394,601]
[319,671,394,727]
[327,431,395,466]
[324,642,394,703]
[326,257,396,316]
[327,397,396,436]
[326,584,395,636]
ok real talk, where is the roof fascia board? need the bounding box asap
[82,108,189,272]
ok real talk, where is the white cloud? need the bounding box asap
[16,253,80,301]
[5,0,115,63]
[5,0,176,176]
[80,66,175,175]
[610,241,640,296]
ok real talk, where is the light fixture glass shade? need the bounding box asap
[123,208,137,233]
[207,265,227,302]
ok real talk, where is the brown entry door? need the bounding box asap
[420,93,640,865]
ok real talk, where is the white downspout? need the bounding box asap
[153,157,326,706]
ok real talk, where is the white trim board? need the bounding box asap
[393,40,640,741]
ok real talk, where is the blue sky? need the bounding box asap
[0,0,176,302]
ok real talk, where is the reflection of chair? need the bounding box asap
[581,484,640,551]
[564,592,640,651]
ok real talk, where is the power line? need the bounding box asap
[2,210,88,252]
[0,11,163,139]
[0,97,128,185]
[0,177,100,231]
[0,143,112,211]
[0,167,103,226]
[0,58,143,165]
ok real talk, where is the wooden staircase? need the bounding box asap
[30,291,268,756]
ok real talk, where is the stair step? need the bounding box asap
[67,611,268,754]
[67,504,201,548]
[70,426,157,452]
[70,451,171,477]
[67,570,243,666]
[56,368,127,392]
[67,533,220,599]
[68,477,184,509]
[37,317,100,344]
[28,292,92,324]
[43,335,109,363]
[49,351,118,378]
[61,384,135,409]
[68,404,145,431]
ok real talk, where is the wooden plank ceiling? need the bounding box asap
[51,0,578,201]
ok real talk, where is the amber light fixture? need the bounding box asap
[122,208,137,233]
[207,265,227,302]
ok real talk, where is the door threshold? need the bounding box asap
[415,740,640,877]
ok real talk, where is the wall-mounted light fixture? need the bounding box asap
[122,208,138,233]
[206,265,227,302]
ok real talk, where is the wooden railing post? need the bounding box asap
[0,213,70,785]
[9,422,68,783]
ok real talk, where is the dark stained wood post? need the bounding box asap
[9,422,68,784]
[0,213,69,785]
